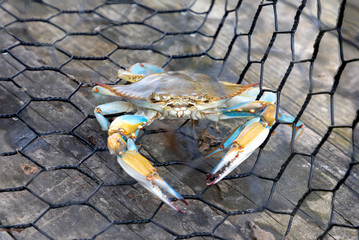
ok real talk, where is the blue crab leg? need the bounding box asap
[278,111,305,141]
[226,88,304,140]
[106,115,147,155]
[205,101,275,159]
[206,101,276,185]
[206,119,270,185]
[118,63,165,82]
[125,138,188,211]
[225,100,304,142]
[205,88,275,158]
[225,88,276,107]
[206,100,304,185]
[107,115,187,212]
[94,101,135,131]
[130,63,165,75]
[108,115,147,143]
[205,118,259,158]
[117,151,187,213]
[93,85,118,104]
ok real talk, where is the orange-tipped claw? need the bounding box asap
[206,120,270,185]
[117,151,186,212]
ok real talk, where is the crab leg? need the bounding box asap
[205,118,259,159]
[93,84,119,104]
[93,84,136,130]
[206,98,304,185]
[205,88,276,158]
[204,89,276,159]
[94,101,135,131]
[107,115,187,212]
[118,63,165,83]
[206,111,304,159]
[224,88,277,108]
[206,117,270,185]
[205,101,275,185]
[226,88,304,139]
[278,111,305,141]
[117,150,187,213]
[205,100,275,158]
[207,119,269,185]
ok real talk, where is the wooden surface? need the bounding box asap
[0,0,358,239]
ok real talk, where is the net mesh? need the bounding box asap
[0,0,358,239]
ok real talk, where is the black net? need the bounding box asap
[1,0,358,239]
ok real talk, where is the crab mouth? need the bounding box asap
[166,102,195,109]
[161,99,198,118]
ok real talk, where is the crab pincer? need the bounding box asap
[206,94,304,185]
[117,150,188,213]
[206,119,269,185]
[106,115,187,212]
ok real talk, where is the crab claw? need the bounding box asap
[117,151,187,213]
[118,63,165,83]
[207,120,270,185]
[204,124,245,159]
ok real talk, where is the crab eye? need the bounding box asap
[194,95,209,102]
[150,93,161,102]
[150,93,171,102]
[160,94,171,101]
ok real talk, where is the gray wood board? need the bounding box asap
[0,0,358,239]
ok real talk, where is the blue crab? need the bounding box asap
[93,63,304,212]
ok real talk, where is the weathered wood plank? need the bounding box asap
[0,0,358,239]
